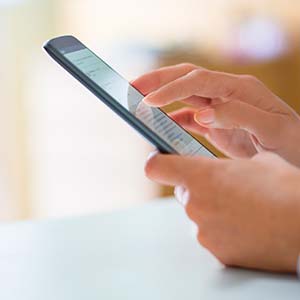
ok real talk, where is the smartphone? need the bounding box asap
[43,35,215,157]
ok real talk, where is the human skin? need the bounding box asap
[145,151,300,273]
[132,63,300,166]
[132,64,300,272]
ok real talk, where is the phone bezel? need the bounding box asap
[43,35,216,157]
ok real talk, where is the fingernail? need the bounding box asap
[174,185,189,207]
[195,109,215,125]
[147,150,158,162]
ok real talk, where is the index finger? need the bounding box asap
[131,63,198,95]
[145,153,214,186]
[143,69,240,107]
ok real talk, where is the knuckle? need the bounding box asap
[179,63,197,71]
[239,74,260,85]
[185,200,196,221]
[218,255,235,267]
[197,235,206,248]
[155,69,169,86]
[196,229,208,247]
[193,68,209,79]
[155,71,164,86]
[252,151,281,163]
[196,227,214,250]
[196,223,236,267]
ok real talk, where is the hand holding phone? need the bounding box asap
[43,35,215,157]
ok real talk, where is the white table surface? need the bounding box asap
[0,199,299,300]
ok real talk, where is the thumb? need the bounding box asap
[194,101,284,148]
[145,153,214,186]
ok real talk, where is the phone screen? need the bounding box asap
[56,41,214,157]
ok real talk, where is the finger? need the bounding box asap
[145,153,213,186]
[181,95,212,109]
[143,69,240,107]
[169,107,209,136]
[131,63,198,95]
[194,101,286,149]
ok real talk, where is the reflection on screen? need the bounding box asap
[64,48,214,157]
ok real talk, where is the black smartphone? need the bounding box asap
[43,35,215,157]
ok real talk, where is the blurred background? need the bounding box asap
[1,0,300,221]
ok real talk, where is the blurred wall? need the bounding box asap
[0,1,56,219]
[1,0,300,220]
[1,0,156,220]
